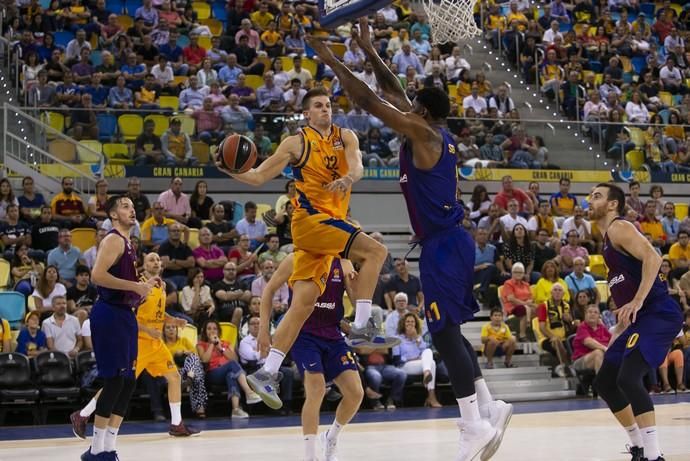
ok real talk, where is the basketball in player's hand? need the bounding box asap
[217,134,257,174]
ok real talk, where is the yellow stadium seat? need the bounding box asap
[595,280,609,303]
[218,321,238,348]
[10,329,19,351]
[257,55,272,70]
[71,228,97,253]
[588,254,608,279]
[302,57,318,76]
[619,56,632,73]
[245,74,263,90]
[116,15,133,30]
[659,91,673,107]
[42,112,65,138]
[447,84,458,102]
[173,76,189,87]
[192,141,210,164]
[187,228,200,249]
[76,140,102,163]
[192,1,211,19]
[179,324,198,347]
[627,127,645,147]
[103,143,132,165]
[0,258,10,290]
[171,115,195,136]
[198,35,212,50]
[158,95,180,110]
[27,295,35,311]
[200,18,222,36]
[48,139,77,162]
[256,203,273,221]
[144,114,170,137]
[328,42,347,59]
[594,73,604,85]
[625,149,645,170]
[118,114,144,141]
[280,56,294,71]
[675,203,689,220]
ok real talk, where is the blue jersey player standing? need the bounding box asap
[308,20,512,461]
[590,184,683,461]
[82,196,161,461]
[257,253,362,461]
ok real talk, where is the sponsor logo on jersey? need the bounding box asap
[609,273,625,289]
[315,302,336,310]
[331,268,341,283]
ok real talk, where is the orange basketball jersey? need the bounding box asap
[136,276,167,342]
[292,125,351,220]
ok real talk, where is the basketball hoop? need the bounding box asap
[422,0,482,44]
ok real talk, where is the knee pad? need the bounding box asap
[95,376,125,419]
[111,378,137,417]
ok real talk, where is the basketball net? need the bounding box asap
[422,0,481,44]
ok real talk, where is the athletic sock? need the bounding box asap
[625,423,644,449]
[103,426,119,452]
[91,426,106,455]
[170,402,182,426]
[474,378,493,418]
[641,426,661,459]
[80,397,97,417]
[326,420,344,441]
[262,348,286,375]
[354,300,372,329]
[304,434,316,459]
[457,393,481,423]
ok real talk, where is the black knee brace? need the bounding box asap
[112,378,137,417]
[431,323,476,399]
[95,376,125,419]
[461,334,482,380]
[617,350,654,416]
[593,359,629,414]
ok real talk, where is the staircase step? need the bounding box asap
[491,390,577,402]
[482,366,551,381]
[487,378,571,394]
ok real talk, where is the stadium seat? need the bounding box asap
[627,127,645,148]
[187,228,200,249]
[192,141,210,164]
[212,3,227,22]
[76,140,103,164]
[659,91,673,107]
[34,351,81,424]
[625,149,645,170]
[124,0,139,15]
[144,114,170,137]
[200,18,223,36]
[103,143,132,165]
[232,201,244,224]
[328,42,347,59]
[193,1,211,19]
[159,95,180,110]
[588,254,608,279]
[219,322,238,348]
[245,74,263,90]
[180,324,198,347]
[118,114,144,141]
[631,56,646,75]
[75,351,99,398]
[279,56,294,71]
[42,112,64,138]
[675,203,689,221]
[198,35,212,50]
[0,352,40,425]
[639,3,655,17]
[595,280,609,303]
[53,31,74,48]
[173,75,189,87]
[90,50,102,67]
[0,291,25,329]
[177,34,191,48]
[256,203,273,223]
[302,57,318,76]
[116,14,133,30]
[171,115,195,136]
[71,228,97,253]
[657,108,671,124]
[96,113,117,142]
[0,259,10,291]
[48,140,77,163]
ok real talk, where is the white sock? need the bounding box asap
[326,420,344,441]
[170,402,182,426]
[103,426,119,452]
[91,426,106,454]
[304,434,316,459]
[641,426,661,459]
[354,299,372,329]
[457,393,481,422]
[625,423,644,448]
[80,397,97,417]
[262,348,286,375]
[474,378,493,418]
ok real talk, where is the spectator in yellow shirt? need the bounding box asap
[669,230,690,272]
[141,202,186,251]
[481,308,517,368]
[506,2,529,32]
[639,200,666,249]
[250,2,274,32]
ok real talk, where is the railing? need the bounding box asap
[2,103,102,196]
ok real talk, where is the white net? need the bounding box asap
[422,0,481,44]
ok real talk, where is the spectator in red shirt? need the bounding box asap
[193,97,224,145]
[183,32,207,75]
[500,262,536,341]
[572,305,611,374]
[493,175,534,215]
[227,234,259,283]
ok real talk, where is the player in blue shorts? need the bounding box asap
[257,253,362,461]
[82,196,161,461]
[590,184,683,461]
[308,21,512,461]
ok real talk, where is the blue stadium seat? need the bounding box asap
[631,57,646,75]
[53,31,74,49]
[639,3,655,18]
[658,109,670,124]
[97,113,118,143]
[212,4,228,22]
[588,60,602,73]
[125,0,140,15]
[559,23,572,33]
[0,291,27,329]
[90,50,102,67]
[177,34,191,47]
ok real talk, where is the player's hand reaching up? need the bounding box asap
[352,17,375,52]
[257,329,272,359]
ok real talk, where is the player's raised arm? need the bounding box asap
[257,253,294,357]
[217,135,301,186]
[352,17,412,112]
[607,218,663,323]
[307,36,434,145]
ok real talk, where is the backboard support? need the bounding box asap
[318,0,392,28]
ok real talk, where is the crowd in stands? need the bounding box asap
[3,0,559,168]
[482,0,690,171]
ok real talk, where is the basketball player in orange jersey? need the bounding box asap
[216,87,398,409]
